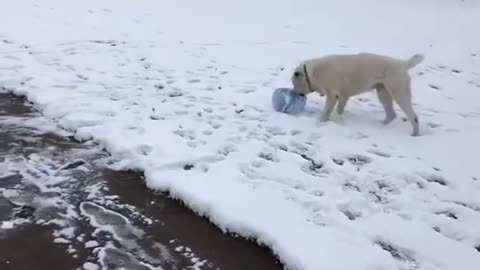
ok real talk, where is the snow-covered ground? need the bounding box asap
[1,0,480,269]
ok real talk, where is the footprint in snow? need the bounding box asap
[237,88,256,94]
[237,125,248,133]
[75,74,89,81]
[205,114,225,121]
[225,136,244,144]
[309,190,324,197]
[343,181,361,192]
[265,125,287,136]
[374,240,418,268]
[346,132,369,140]
[187,140,207,148]
[157,156,224,172]
[126,125,146,134]
[208,121,222,129]
[417,172,449,186]
[202,107,214,113]
[301,161,328,178]
[2,55,22,61]
[172,129,196,140]
[290,130,302,136]
[173,110,189,116]
[426,122,441,128]
[431,226,464,242]
[339,207,362,221]
[217,144,237,156]
[202,130,214,136]
[451,69,462,74]
[331,153,372,169]
[204,86,217,91]
[187,78,201,84]
[183,103,196,109]
[257,147,279,162]
[435,210,458,220]
[367,149,391,158]
[135,145,153,156]
[287,141,313,154]
[1,39,14,44]
[366,180,399,204]
[467,80,480,88]
[346,154,372,166]
[449,201,480,213]
[250,160,267,168]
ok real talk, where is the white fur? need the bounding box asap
[291,53,425,136]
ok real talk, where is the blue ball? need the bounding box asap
[272,87,306,114]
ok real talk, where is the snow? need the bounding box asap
[173,245,209,270]
[1,0,480,269]
[1,221,15,230]
[0,219,30,229]
[83,262,99,270]
[85,240,99,249]
[53,237,71,244]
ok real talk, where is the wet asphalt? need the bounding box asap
[0,93,283,270]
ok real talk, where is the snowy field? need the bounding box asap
[1,0,480,269]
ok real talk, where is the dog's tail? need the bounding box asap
[404,53,425,69]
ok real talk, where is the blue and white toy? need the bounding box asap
[271,87,307,114]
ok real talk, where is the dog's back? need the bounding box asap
[309,53,403,95]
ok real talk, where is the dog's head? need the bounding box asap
[290,64,309,96]
[290,63,324,97]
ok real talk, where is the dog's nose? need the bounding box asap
[299,93,305,97]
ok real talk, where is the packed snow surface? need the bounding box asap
[2,0,480,269]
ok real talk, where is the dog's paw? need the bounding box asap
[411,131,421,137]
[319,115,331,122]
[382,115,396,125]
[316,119,331,127]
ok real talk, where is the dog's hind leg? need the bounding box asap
[390,85,420,136]
[376,84,396,124]
[320,92,338,121]
[336,94,350,115]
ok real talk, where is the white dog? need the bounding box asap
[291,52,425,136]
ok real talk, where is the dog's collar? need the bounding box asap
[303,64,314,93]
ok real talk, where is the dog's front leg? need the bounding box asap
[320,93,337,122]
[336,94,349,115]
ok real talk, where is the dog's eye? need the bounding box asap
[293,71,302,77]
